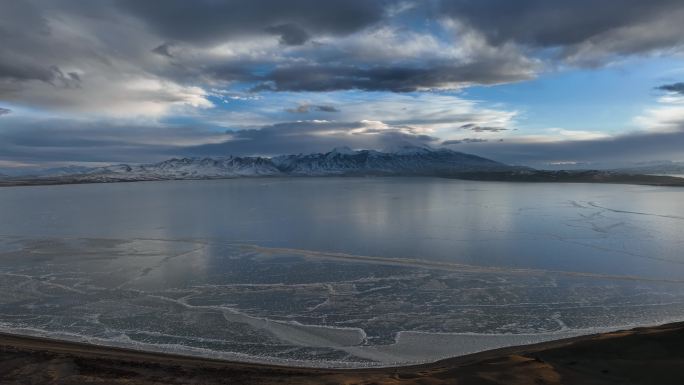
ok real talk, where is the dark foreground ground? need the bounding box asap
[1,322,684,385]
[2,170,684,188]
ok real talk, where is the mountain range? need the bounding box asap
[19,145,521,183]
[2,145,684,187]
[612,161,684,176]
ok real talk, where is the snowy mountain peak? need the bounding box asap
[271,146,516,176]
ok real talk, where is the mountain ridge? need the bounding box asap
[43,145,523,182]
[3,146,683,187]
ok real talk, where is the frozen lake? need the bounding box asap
[1,177,684,366]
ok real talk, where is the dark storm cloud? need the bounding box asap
[117,0,684,54]
[657,82,684,95]
[440,0,675,46]
[315,105,339,113]
[0,108,11,116]
[0,0,122,110]
[0,2,85,87]
[439,0,684,62]
[4,0,680,105]
[252,61,534,92]
[458,123,507,132]
[152,42,174,58]
[265,24,310,46]
[184,121,439,157]
[2,0,684,102]
[0,62,53,83]
[92,0,684,91]
[116,0,386,45]
[0,1,54,84]
[285,104,339,113]
[0,63,81,90]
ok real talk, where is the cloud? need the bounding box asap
[458,123,507,132]
[0,1,215,117]
[634,90,684,133]
[2,0,684,168]
[230,22,539,92]
[2,76,214,118]
[0,107,11,116]
[0,117,229,163]
[116,0,386,45]
[110,0,684,91]
[445,84,683,167]
[184,120,439,157]
[251,60,536,92]
[340,93,519,135]
[286,104,339,113]
[442,138,488,145]
[1,105,682,169]
[0,2,55,84]
[265,24,310,46]
[2,0,684,117]
[152,42,174,58]
[9,0,682,115]
[205,92,519,139]
[451,127,684,167]
[439,0,684,65]
[657,82,684,95]
[0,115,442,164]
[315,105,339,113]
[90,4,540,94]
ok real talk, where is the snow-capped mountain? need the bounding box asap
[0,165,93,177]
[272,145,515,176]
[80,156,282,182]
[8,145,522,183]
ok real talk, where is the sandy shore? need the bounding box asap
[1,322,684,384]
[0,322,684,385]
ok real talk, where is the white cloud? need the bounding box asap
[203,91,519,140]
[4,76,213,118]
[633,94,684,133]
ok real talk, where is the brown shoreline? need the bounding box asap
[2,322,684,384]
[2,171,684,189]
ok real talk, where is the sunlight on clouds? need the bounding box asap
[205,36,283,60]
[634,94,684,133]
[124,79,214,114]
[510,128,611,143]
[7,76,215,118]
[203,91,519,142]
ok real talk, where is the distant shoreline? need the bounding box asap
[1,171,684,188]
[2,322,684,384]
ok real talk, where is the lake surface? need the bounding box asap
[1,178,684,366]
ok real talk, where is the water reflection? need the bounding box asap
[1,178,682,278]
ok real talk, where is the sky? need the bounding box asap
[1,0,684,170]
